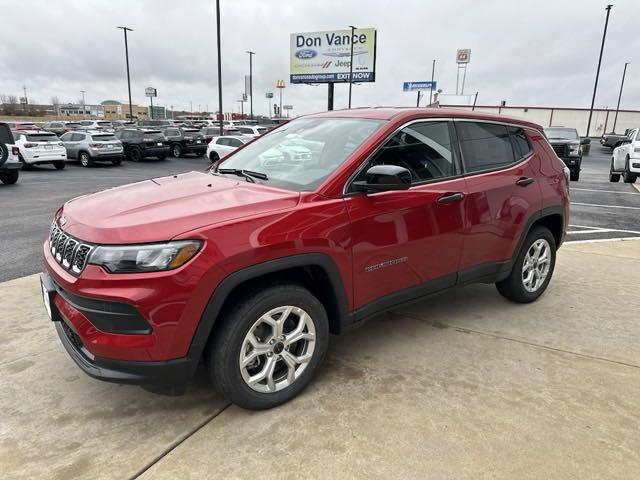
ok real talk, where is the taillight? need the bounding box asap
[24,143,36,148]
[89,143,102,148]
[12,147,19,155]
[58,142,63,146]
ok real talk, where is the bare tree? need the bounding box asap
[50,96,60,115]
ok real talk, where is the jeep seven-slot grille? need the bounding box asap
[551,144,567,157]
[49,222,93,274]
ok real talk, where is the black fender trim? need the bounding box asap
[187,253,350,362]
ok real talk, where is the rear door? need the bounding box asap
[345,120,466,309]
[455,121,542,280]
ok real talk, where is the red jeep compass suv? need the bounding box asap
[41,108,569,409]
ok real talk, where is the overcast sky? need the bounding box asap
[1,0,639,116]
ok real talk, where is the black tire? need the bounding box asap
[207,284,329,410]
[0,143,8,168]
[570,169,580,181]
[53,161,66,170]
[609,158,621,182]
[112,158,123,166]
[79,152,93,168]
[20,154,32,171]
[622,158,637,183]
[0,170,19,185]
[172,144,183,158]
[496,226,556,304]
[209,151,220,163]
[128,148,142,162]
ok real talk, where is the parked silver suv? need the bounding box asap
[60,131,124,167]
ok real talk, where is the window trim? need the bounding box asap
[343,118,463,196]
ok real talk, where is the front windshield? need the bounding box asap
[215,117,384,191]
[544,128,579,140]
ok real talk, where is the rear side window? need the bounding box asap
[358,121,456,183]
[509,127,532,159]
[26,134,58,142]
[228,138,243,147]
[70,133,85,141]
[217,138,229,146]
[457,122,515,173]
[92,134,116,141]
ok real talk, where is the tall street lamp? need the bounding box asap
[117,26,134,121]
[246,51,255,120]
[215,0,224,135]
[612,62,629,133]
[347,25,356,109]
[586,5,613,138]
[80,90,86,117]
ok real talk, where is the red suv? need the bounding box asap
[41,108,569,409]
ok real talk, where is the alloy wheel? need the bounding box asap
[239,305,316,393]
[522,238,551,292]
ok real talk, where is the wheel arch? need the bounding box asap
[187,253,350,363]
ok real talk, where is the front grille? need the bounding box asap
[551,144,567,157]
[48,222,93,275]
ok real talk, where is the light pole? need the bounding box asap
[246,51,255,120]
[80,90,86,117]
[117,26,134,121]
[347,25,356,109]
[586,4,613,138]
[429,60,436,106]
[237,99,244,117]
[612,62,629,133]
[215,0,224,135]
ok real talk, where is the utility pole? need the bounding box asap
[246,51,255,120]
[237,99,244,117]
[80,90,86,117]
[612,62,629,133]
[22,85,28,114]
[416,91,421,107]
[586,4,613,138]
[216,0,224,135]
[117,27,134,120]
[429,59,436,106]
[348,25,356,108]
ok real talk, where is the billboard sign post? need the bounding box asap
[145,87,157,119]
[289,28,377,84]
[455,49,471,95]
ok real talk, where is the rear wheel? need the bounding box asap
[623,158,637,183]
[496,226,556,303]
[209,151,220,163]
[128,148,142,162]
[79,152,93,167]
[609,158,620,182]
[20,154,32,171]
[0,170,19,184]
[53,161,65,170]
[172,144,183,158]
[208,284,329,410]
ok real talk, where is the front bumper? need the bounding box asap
[42,272,197,386]
[141,146,170,158]
[560,156,581,170]
[629,157,640,173]
[183,143,207,154]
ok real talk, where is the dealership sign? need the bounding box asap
[290,28,377,84]
[403,81,437,92]
[145,87,157,97]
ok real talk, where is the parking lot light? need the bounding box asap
[586,5,613,138]
[116,26,134,121]
[348,26,356,109]
[246,51,256,120]
[612,62,629,133]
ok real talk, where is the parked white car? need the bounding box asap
[13,130,68,170]
[610,127,640,183]
[236,125,269,137]
[206,135,250,162]
[78,120,114,132]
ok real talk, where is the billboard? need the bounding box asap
[290,28,377,84]
[145,87,157,97]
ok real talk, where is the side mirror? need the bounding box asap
[580,137,591,145]
[352,164,412,193]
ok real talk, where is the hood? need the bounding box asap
[548,139,579,146]
[60,171,300,244]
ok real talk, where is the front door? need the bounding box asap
[345,120,466,309]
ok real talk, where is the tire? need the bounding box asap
[570,169,580,181]
[609,158,620,182]
[128,148,142,162]
[207,284,329,410]
[79,152,93,167]
[496,226,556,304]
[0,170,19,185]
[172,144,183,158]
[20,154,32,171]
[0,143,8,168]
[622,158,637,184]
[209,151,219,163]
[53,161,66,170]
[112,158,122,166]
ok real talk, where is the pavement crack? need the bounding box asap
[400,313,640,370]
[129,402,232,479]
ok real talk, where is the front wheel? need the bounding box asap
[0,170,19,184]
[609,158,620,182]
[207,284,329,410]
[570,169,580,181]
[623,158,637,183]
[79,152,93,167]
[172,144,182,158]
[496,226,556,303]
[128,148,142,162]
[53,161,66,170]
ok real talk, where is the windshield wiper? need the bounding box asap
[216,168,268,182]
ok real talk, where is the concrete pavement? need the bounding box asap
[1,240,639,479]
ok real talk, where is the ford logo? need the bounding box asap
[295,49,317,60]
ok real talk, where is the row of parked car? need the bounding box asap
[0,119,278,183]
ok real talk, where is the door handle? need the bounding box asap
[516,177,534,187]
[436,192,465,205]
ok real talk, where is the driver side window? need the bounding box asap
[355,121,456,184]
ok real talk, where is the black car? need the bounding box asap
[113,128,170,162]
[543,127,588,181]
[161,127,207,158]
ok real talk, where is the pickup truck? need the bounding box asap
[601,130,631,149]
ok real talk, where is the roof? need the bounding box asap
[305,107,543,130]
[101,100,123,105]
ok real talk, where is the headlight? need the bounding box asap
[88,240,202,273]
[569,144,581,156]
